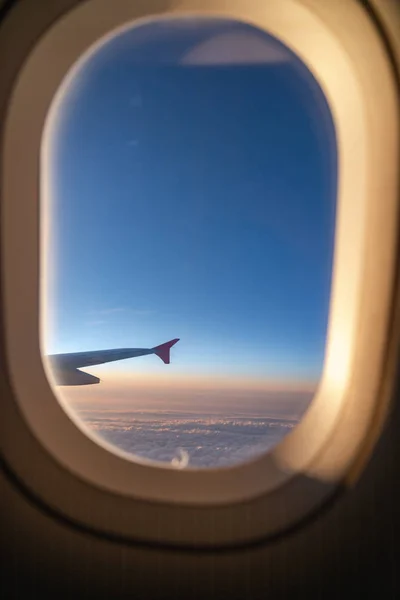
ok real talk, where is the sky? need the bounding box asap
[41,18,337,466]
[44,17,336,381]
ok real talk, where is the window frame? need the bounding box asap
[0,0,399,547]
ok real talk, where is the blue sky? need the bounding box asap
[44,17,337,384]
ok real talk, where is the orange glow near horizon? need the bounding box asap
[53,366,318,393]
[52,367,318,424]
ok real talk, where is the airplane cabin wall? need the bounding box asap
[1,0,399,597]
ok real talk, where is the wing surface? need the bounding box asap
[46,339,180,386]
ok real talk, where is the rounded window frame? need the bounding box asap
[1,0,399,547]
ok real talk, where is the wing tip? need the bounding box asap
[152,338,180,364]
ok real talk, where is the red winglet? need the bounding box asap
[152,338,180,364]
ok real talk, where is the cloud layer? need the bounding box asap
[76,409,297,468]
[60,380,314,468]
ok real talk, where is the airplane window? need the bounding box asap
[42,16,337,469]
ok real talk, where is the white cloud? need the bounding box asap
[71,409,299,468]
[87,307,126,316]
[60,383,314,468]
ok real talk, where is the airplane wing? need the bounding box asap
[46,339,179,386]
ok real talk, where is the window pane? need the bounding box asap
[42,17,337,469]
